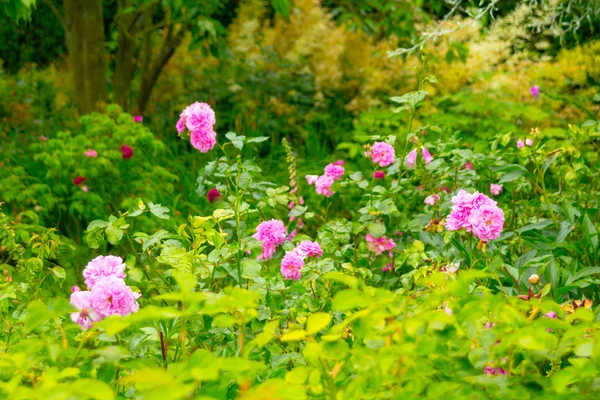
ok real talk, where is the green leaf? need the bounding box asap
[87,220,109,231]
[332,289,373,311]
[390,91,429,109]
[69,379,115,400]
[105,225,123,245]
[517,219,553,233]
[172,270,197,293]
[367,222,386,237]
[247,136,269,143]
[281,329,307,342]
[24,300,54,333]
[498,170,525,183]
[583,214,598,251]
[242,258,262,278]
[51,266,66,280]
[565,267,600,286]
[213,208,235,221]
[323,272,360,288]
[306,313,331,335]
[148,202,170,220]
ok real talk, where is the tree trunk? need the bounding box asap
[113,0,147,111]
[63,0,107,114]
[137,24,188,114]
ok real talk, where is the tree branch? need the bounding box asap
[42,0,67,33]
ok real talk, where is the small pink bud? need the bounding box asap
[84,149,98,158]
[463,161,474,170]
[516,139,525,149]
[133,115,143,123]
[525,138,533,147]
[530,85,540,98]
[72,286,81,293]
[490,184,503,196]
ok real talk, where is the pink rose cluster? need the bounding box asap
[445,190,505,242]
[306,160,345,197]
[176,102,217,153]
[70,255,140,330]
[281,240,323,280]
[253,219,287,260]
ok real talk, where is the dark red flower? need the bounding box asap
[73,176,87,185]
[121,145,134,159]
[207,188,221,203]
[373,170,385,179]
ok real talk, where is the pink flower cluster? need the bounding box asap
[371,142,395,167]
[281,240,323,280]
[405,147,433,168]
[445,190,505,242]
[176,102,217,153]
[366,234,396,257]
[516,138,533,149]
[306,160,345,197]
[253,219,287,260]
[70,256,140,330]
[484,366,507,376]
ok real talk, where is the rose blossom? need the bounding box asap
[280,251,304,280]
[253,219,287,260]
[445,190,497,233]
[324,161,345,181]
[468,204,505,242]
[70,290,102,330]
[90,276,141,318]
[83,255,126,289]
[280,239,322,280]
[371,142,395,167]
[296,240,323,258]
[366,234,396,255]
[315,175,335,197]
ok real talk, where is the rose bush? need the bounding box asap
[2,86,600,399]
